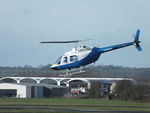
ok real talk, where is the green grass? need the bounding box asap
[0,98,150,106]
[0,98,150,113]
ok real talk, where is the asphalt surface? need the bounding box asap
[0,104,150,113]
[0,104,150,108]
[0,107,149,113]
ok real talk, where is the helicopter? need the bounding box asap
[40,29,141,76]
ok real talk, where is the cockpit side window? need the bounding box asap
[63,57,67,63]
[70,55,78,62]
[55,56,62,64]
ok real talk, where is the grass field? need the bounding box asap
[0,98,150,113]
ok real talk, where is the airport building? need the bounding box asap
[0,77,134,98]
[0,83,69,98]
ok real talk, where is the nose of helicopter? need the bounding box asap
[50,64,57,70]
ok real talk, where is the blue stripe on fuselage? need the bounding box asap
[54,47,101,70]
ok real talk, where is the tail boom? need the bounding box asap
[99,29,142,53]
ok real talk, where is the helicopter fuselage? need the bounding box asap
[50,46,101,70]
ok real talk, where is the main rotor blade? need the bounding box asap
[40,39,92,44]
[40,40,80,43]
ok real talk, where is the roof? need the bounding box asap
[0,77,135,82]
[0,77,135,85]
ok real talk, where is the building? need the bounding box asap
[0,82,69,98]
[0,77,134,98]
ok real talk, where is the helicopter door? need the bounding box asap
[62,56,68,64]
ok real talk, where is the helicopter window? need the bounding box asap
[63,57,67,63]
[70,55,78,62]
[55,56,62,64]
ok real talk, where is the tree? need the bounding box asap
[114,80,150,101]
[114,80,134,101]
[87,82,101,98]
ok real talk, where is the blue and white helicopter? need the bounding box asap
[41,29,142,76]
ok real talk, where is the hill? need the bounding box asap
[0,65,150,79]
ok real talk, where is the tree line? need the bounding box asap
[87,80,150,102]
[0,64,150,79]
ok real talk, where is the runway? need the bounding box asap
[0,104,150,113]
[0,107,149,113]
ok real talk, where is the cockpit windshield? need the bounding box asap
[55,56,62,64]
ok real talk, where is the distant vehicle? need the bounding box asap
[41,29,141,76]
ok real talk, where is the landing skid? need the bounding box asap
[59,68,86,77]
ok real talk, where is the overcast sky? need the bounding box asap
[0,0,150,67]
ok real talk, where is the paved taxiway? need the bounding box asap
[0,107,149,113]
[0,104,150,113]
